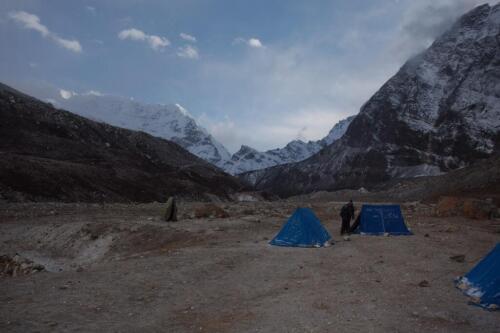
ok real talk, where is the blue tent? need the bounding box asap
[270,208,331,247]
[456,243,500,310]
[351,204,412,235]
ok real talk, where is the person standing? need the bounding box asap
[340,200,355,237]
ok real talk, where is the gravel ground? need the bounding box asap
[0,201,499,332]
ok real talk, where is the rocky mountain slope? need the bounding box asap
[0,83,243,202]
[242,3,500,197]
[223,116,355,174]
[56,93,232,169]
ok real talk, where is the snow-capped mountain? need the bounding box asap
[55,93,232,168]
[53,90,354,175]
[223,115,355,174]
[321,116,356,145]
[242,4,500,197]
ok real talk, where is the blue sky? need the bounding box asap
[0,0,491,152]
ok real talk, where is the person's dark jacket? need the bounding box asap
[340,203,355,221]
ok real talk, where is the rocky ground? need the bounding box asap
[0,199,499,332]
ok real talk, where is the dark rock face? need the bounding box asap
[0,83,243,202]
[242,4,500,197]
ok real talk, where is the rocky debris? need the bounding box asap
[418,280,430,287]
[450,255,466,263]
[0,254,45,277]
[235,193,259,202]
[194,204,230,219]
[436,197,498,219]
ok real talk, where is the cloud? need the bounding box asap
[233,37,264,48]
[248,38,263,48]
[86,90,103,96]
[177,45,199,59]
[59,89,76,99]
[180,32,196,42]
[197,115,244,153]
[86,6,96,14]
[118,28,170,51]
[391,0,493,60]
[9,11,82,53]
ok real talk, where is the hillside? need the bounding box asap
[0,83,243,202]
[56,92,232,169]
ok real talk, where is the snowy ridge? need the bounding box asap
[55,91,355,174]
[56,94,232,168]
[224,115,355,174]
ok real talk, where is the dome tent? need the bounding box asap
[270,208,331,247]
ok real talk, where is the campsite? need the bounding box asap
[2,1,500,332]
[1,199,499,332]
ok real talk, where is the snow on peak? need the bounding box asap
[322,115,355,145]
[224,115,355,175]
[56,93,232,168]
[174,103,191,117]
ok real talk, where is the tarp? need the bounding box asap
[351,204,412,235]
[270,207,331,247]
[456,243,500,310]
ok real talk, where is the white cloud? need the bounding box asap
[53,37,82,53]
[86,6,96,14]
[118,28,146,40]
[9,11,82,53]
[180,32,196,42]
[85,90,103,96]
[248,38,263,48]
[118,28,170,51]
[59,89,76,99]
[391,0,493,61]
[29,62,37,68]
[177,45,199,59]
[233,37,265,48]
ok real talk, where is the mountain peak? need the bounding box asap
[56,93,231,168]
[241,3,500,196]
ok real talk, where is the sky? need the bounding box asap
[0,0,493,152]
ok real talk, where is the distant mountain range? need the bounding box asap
[222,116,355,174]
[53,91,354,175]
[240,3,500,197]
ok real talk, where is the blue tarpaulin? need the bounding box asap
[456,243,500,310]
[352,204,412,235]
[270,208,331,247]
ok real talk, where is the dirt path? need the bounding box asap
[0,201,499,332]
